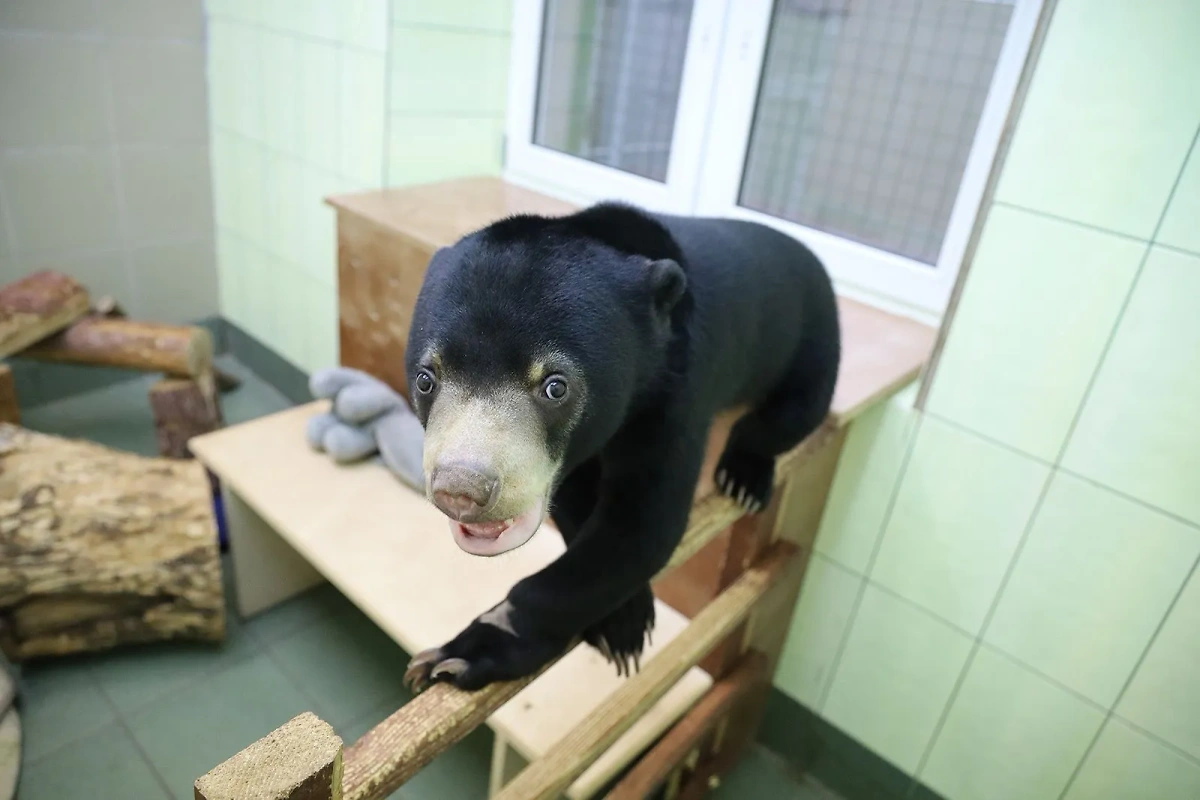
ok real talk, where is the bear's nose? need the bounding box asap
[430,463,499,521]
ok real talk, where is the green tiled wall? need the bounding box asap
[205,0,510,372]
[778,2,1200,798]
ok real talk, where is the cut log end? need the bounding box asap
[195,712,344,800]
[0,270,90,359]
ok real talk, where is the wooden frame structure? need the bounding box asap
[194,177,935,799]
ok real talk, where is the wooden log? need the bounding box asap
[195,712,343,800]
[151,378,224,459]
[0,270,90,359]
[605,653,767,800]
[19,316,214,378]
[0,424,225,661]
[0,365,17,425]
[491,545,794,800]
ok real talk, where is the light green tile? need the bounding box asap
[262,152,305,260]
[128,655,321,800]
[390,27,510,114]
[209,129,235,229]
[822,584,972,773]
[301,166,342,285]
[387,114,505,186]
[340,0,388,50]
[339,51,386,187]
[205,19,235,127]
[271,255,310,369]
[995,0,1200,238]
[928,206,1143,460]
[393,0,513,32]
[1065,718,1200,800]
[775,556,863,708]
[922,647,1104,800]
[871,417,1050,633]
[268,607,412,728]
[1117,563,1200,760]
[985,472,1200,707]
[1159,143,1200,256]
[815,390,917,573]
[227,135,266,243]
[228,23,263,140]
[242,241,278,348]
[305,275,340,372]
[18,723,167,800]
[20,658,115,761]
[217,229,248,327]
[260,30,303,157]
[300,40,341,173]
[1063,247,1200,525]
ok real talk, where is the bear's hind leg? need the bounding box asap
[716,349,837,513]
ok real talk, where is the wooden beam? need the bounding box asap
[19,316,214,378]
[0,270,90,358]
[491,545,795,800]
[604,653,767,800]
[0,364,17,425]
[194,712,344,800]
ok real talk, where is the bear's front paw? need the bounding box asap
[583,585,656,677]
[402,618,566,693]
[715,447,775,513]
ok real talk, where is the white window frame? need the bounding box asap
[504,0,1045,322]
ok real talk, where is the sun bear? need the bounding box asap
[401,202,840,692]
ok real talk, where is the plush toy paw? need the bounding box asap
[306,366,426,491]
[715,446,775,514]
[583,584,656,677]
[402,616,567,693]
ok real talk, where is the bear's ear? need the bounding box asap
[647,258,687,319]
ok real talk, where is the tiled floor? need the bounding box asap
[11,357,835,800]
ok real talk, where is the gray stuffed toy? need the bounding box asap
[305,367,425,492]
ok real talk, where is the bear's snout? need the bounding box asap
[430,462,499,521]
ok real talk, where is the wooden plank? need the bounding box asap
[491,545,795,800]
[0,270,90,358]
[195,712,343,800]
[0,364,18,425]
[20,316,214,378]
[605,653,767,800]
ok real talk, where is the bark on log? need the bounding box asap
[150,378,224,459]
[0,271,90,359]
[0,424,225,661]
[19,316,214,378]
[0,366,16,426]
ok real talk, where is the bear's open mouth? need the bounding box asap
[449,499,546,557]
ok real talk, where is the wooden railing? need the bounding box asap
[195,425,842,800]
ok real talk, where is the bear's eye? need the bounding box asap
[415,369,437,395]
[541,375,568,402]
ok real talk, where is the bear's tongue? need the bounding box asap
[458,518,512,540]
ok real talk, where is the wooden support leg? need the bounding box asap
[223,489,326,618]
[0,364,18,425]
[489,735,529,798]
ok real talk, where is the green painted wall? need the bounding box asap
[205,0,511,372]
[777,2,1200,798]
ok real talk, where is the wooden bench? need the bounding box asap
[192,177,936,799]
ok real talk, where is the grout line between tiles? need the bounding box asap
[1055,550,1200,800]
[88,669,176,800]
[990,200,1153,247]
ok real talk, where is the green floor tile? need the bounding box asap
[88,608,258,715]
[126,654,324,800]
[244,582,358,644]
[267,606,412,729]
[18,722,169,800]
[711,746,840,800]
[19,656,115,762]
[397,725,494,800]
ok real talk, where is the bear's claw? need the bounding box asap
[715,447,774,514]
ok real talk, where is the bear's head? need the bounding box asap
[405,205,689,556]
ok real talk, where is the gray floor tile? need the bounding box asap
[126,654,323,800]
[19,656,115,763]
[244,582,358,645]
[18,722,169,800]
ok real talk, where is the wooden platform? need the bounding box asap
[191,404,713,799]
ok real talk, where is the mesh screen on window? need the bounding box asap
[533,0,695,182]
[740,0,1014,265]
